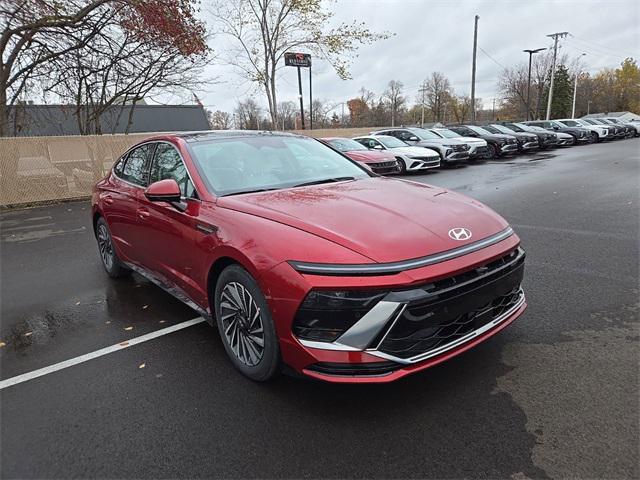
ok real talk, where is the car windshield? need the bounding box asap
[504,124,525,132]
[326,138,368,152]
[433,129,460,138]
[189,135,370,196]
[550,121,565,128]
[410,128,442,140]
[467,125,493,135]
[584,119,599,125]
[376,135,409,148]
[560,120,580,127]
[606,118,620,124]
[525,125,547,132]
[492,124,517,134]
[482,125,502,134]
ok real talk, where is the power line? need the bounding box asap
[478,46,507,70]
[569,34,637,59]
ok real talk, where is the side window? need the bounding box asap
[121,143,154,186]
[149,143,196,198]
[397,131,413,141]
[369,139,382,149]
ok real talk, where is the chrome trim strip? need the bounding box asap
[334,301,403,350]
[368,290,525,365]
[298,339,361,351]
[289,227,514,275]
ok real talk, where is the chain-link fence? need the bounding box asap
[0,128,378,207]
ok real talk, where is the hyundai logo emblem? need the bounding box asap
[448,227,472,241]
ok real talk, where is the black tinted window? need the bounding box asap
[149,143,196,198]
[121,144,154,186]
[113,156,125,176]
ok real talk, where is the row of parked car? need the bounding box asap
[320,117,639,175]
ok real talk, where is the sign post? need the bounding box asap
[284,52,312,130]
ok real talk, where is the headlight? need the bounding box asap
[293,289,387,342]
[442,144,454,148]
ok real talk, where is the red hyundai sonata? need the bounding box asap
[319,137,400,175]
[92,131,526,383]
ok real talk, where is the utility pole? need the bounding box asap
[545,32,569,120]
[492,98,496,121]
[523,47,546,120]
[419,81,426,127]
[309,65,313,130]
[297,66,305,129]
[571,52,587,118]
[470,15,479,123]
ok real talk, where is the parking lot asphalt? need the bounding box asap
[1,139,638,479]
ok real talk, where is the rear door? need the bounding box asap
[135,142,212,307]
[103,143,155,263]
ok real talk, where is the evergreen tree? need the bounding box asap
[540,64,573,119]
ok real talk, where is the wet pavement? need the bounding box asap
[1,139,638,478]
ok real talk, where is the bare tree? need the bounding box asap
[209,110,232,129]
[235,98,262,129]
[209,0,390,127]
[382,80,405,126]
[424,72,451,122]
[1,0,210,136]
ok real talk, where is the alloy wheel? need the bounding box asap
[97,224,114,270]
[220,282,265,366]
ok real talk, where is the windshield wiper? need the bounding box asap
[293,176,356,188]
[223,187,279,197]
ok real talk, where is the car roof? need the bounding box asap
[146,130,304,143]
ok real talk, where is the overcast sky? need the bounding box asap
[186,0,639,115]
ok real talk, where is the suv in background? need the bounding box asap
[499,122,559,149]
[556,119,613,142]
[428,128,492,160]
[603,118,639,137]
[371,127,470,165]
[485,124,539,152]
[448,125,519,158]
[524,120,590,145]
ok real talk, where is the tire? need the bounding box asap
[395,157,406,175]
[490,144,500,159]
[590,132,599,143]
[570,134,578,146]
[214,265,281,381]
[95,217,130,278]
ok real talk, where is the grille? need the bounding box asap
[370,161,400,174]
[372,161,398,168]
[452,144,468,152]
[376,249,525,360]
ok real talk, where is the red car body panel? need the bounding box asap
[92,133,526,383]
[320,137,397,165]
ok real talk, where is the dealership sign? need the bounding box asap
[284,52,311,68]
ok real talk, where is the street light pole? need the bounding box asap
[545,32,569,120]
[571,53,587,118]
[523,48,546,120]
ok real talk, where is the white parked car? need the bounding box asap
[428,128,491,160]
[352,135,441,173]
[370,127,471,165]
[556,119,613,142]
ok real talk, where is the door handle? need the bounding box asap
[137,208,150,219]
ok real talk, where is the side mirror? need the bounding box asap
[373,144,383,150]
[408,136,419,141]
[552,125,559,130]
[145,179,181,203]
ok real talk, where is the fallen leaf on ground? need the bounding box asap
[139,363,145,369]
[75,301,81,305]
[124,326,133,331]
[0,341,6,348]
[24,331,33,337]
[119,341,129,347]
[142,305,148,309]
[105,321,111,324]
[159,320,166,324]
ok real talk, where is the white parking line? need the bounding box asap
[0,317,206,391]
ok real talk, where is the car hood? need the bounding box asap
[389,146,440,157]
[456,136,486,145]
[480,133,515,142]
[556,131,573,139]
[344,150,395,164]
[217,177,509,263]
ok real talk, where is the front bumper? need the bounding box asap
[264,232,525,383]
[500,144,518,154]
[555,137,573,146]
[519,141,539,151]
[406,156,441,171]
[369,160,401,175]
[469,145,492,159]
[443,151,470,163]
